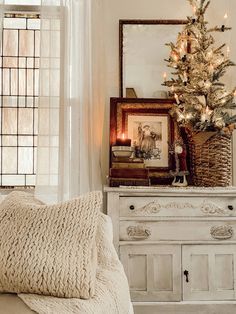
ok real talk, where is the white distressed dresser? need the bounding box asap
[104,186,236,314]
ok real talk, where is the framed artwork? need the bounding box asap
[110,98,178,183]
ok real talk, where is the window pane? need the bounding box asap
[19,30,34,57]
[19,68,26,95]
[28,19,40,30]
[27,69,34,95]
[26,96,34,107]
[3,96,17,107]
[11,69,18,95]
[18,136,33,146]
[18,108,33,134]
[35,31,40,57]
[18,96,26,107]
[19,57,26,68]
[4,18,26,29]
[26,174,36,185]
[27,58,34,68]
[2,147,17,173]
[2,108,17,134]
[2,135,17,146]
[3,57,18,68]
[18,147,33,174]
[3,69,10,95]
[3,30,18,56]
[2,175,25,186]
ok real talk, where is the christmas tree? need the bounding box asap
[163,0,236,133]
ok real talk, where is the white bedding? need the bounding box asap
[19,214,133,314]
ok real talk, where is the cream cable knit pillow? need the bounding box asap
[0,191,102,299]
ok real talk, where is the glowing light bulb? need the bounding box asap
[171,51,179,62]
[207,50,213,60]
[185,113,193,120]
[233,90,236,102]
[209,64,214,74]
[205,81,211,89]
[183,72,188,82]
[206,106,212,115]
[224,13,228,20]
[202,106,212,122]
[192,5,197,15]
[163,72,167,82]
[226,46,230,58]
[201,113,206,122]
[174,93,180,104]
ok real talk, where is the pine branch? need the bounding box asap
[208,26,232,33]
[213,44,226,53]
[202,1,210,14]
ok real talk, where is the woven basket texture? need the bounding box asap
[187,131,232,187]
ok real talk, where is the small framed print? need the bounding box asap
[110,98,178,183]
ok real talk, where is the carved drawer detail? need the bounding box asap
[136,201,196,215]
[201,201,227,215]
[210,225,234,240]
[121,197,234,217]
[138,201,162,214]
[127,225,151,240]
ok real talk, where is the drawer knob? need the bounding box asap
[210,225,233,240]
[127,226,151,240]
[129,205,135,210]
[228,205,234,211]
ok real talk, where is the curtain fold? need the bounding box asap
[36,0,105,202]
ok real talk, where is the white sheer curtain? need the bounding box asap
[36,0,105,202]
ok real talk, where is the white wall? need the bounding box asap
[102,0,236,184]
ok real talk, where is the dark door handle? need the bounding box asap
[184,270,189,282]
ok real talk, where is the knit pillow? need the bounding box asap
[0,191,102,299]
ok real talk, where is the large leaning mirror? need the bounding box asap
[120,20,187,98]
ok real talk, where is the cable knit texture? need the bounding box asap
[0,191,102,299]
[19,213,133,314]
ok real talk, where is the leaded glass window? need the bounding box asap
[0,11,40,187]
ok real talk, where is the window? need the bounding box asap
[0,9,40,187]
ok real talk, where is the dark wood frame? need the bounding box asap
[119,19,188,97]
[110,98,178,184]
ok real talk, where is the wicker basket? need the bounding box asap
[187,131,232,187]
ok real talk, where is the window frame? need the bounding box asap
[0,4,41,193]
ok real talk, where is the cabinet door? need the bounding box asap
[183,244,236,301]
[120,244,181,302]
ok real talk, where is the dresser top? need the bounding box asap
[104,185,236,196]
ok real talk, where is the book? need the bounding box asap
[109,177,150,187]
[112,157,143,163]
[109,168,149,179]
[112,162,145,169]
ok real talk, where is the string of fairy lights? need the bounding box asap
[163,0,236,133]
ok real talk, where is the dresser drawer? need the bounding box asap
[120,220,236,242]
[120,196,236,217]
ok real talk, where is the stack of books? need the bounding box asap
[109,157,150,187]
